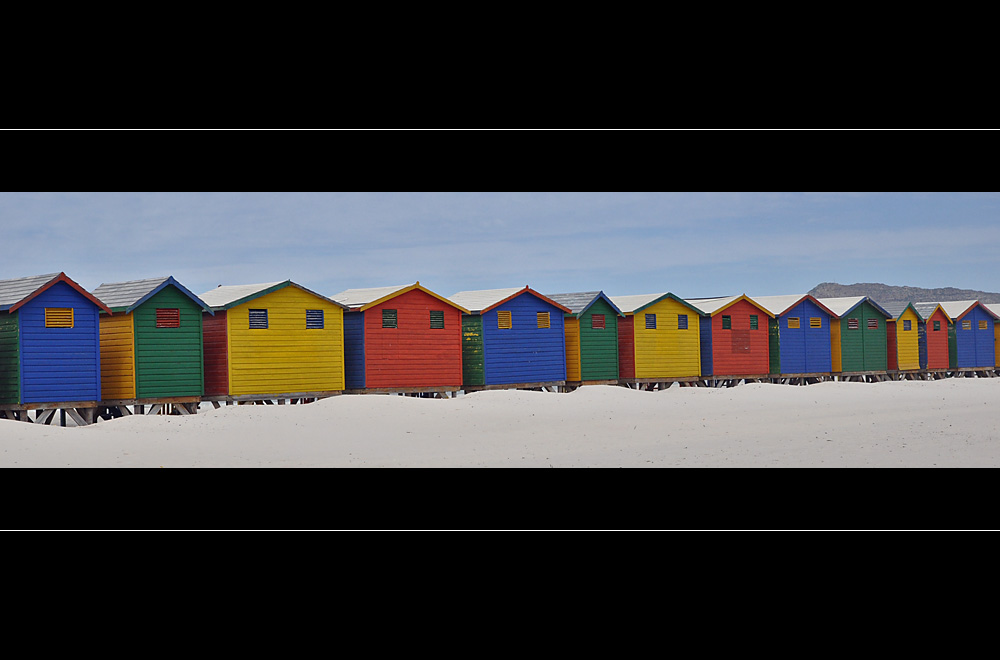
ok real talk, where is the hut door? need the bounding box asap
[918,323,928,370]
[768,318,780,374]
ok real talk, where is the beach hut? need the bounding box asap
[912,302,952,370]
[685,295,773,378]
[547,292,623,385]
[880,302,922,372]
[817,297,890,374]
[199,280,347,402]
[936,301,998,369]
[0,273,112,424]
[449,287,570,390]
[608,292,703,383]
[331,283,469,393]
[91,276,212,413]
[752,295,836,376]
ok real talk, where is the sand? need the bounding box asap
[2,378,999,468]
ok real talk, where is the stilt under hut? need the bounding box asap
[449,286,570,391]
[331,283,469,394]
[608,292,703,384]
[817,296,891,375]
[547,292,623,386]
[0,273,112,425]
[198,280,348,404]
[91,276,212,416]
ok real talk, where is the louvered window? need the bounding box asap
[45,308,74,329]
[537,312,550,329]
[903,320,912,331]
[722,315,731,330]
[962,320,972,331]
[156,308,180,328]
[249,309,268,329]
[787,317,800,329]
[592,314,605,330]
[678,314,688,330]
[382,309,398,329]
[498,311,512,329]
[848,319,860,330]
[645,314,656,330]
[933,320,941,331]
[430,310,445,329]
[810,317,822,329]
[980,320,989,330]
[750,315,759,330]
[306,310,324,329]
[867,319,879,330]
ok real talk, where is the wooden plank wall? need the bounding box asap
[100,313,135,399]
[202,310,229,396]
[134,286,204,398]
[579,298,619,381]
[481,293,566,386]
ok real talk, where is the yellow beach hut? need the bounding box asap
[199,281,348,402]
[609,293,702,383]
[881,302,921,371]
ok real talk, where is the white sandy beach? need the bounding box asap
[2,378,999,468]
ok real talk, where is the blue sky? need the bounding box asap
[1,191,998,300]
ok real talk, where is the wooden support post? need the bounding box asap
[65,408,88,427]
[35,409,57,425]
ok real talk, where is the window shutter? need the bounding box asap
[156,308,180,328]
[810,317,822,329]
[591,314,605,330]
[537,312,550,329]
[382,309,398,329]
[678,314,688,330]
[787,318,800,329]
[903,320,912,331]
[722,315,731,330]
[848,318,860,330]
[430,310,445,329]
[306,309,324,329]
[867,319,879,330]
[45,308,74,328]
[750,315,759,330]
[962,320,972,331]
[933,320,941,331]
[645,313,656,330]
[980,320,989,330]
[497,311,512,329]
[249,309,268,329]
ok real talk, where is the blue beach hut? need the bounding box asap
[449,286,571,389]
[0,273,112,414]
[753,295,836,376]
[938,301,998,369]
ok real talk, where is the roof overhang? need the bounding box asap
[479,286,572,315]
[9,273,113,315]
[357,282,470,314]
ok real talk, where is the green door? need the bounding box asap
[462,315,484,387]
[768,318,781,374]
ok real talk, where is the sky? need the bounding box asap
[1,191,998,301]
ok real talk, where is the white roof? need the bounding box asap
[938,300,980,320]
[750,294,811,316]
[983,303,1000,317]
[0,273,61,308]
[199,282,286,309]
[816,296,867,317]
[449,287,526,313]
[331,285,410,310]
[608,293,667,314]
[684,295,743,315]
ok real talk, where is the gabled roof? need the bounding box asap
[449,286,571,315]
[751,294,837,318]
[0,272,112,314]
[608,292,701,316]
[684,294,775,318]
[880,301,922,321]
[547,291,624,318]
[199,281,347,311]
[913,302,949,321]
[92,276,213,315]
[817,296,892,319]
[982,303,1000,320]
[331,282,469,314]
[936,300,1000,321]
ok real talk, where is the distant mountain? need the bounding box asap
[808,282,1000,305]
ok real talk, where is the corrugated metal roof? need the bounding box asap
[449,287,526,314]
[331,285,411,310]
[92,276,171,310]
[0,273,61,308]
[547,291,603,315]
[880,301,918,320]
[199,282,288,309]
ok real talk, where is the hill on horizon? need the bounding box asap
[808,282,1000,305]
